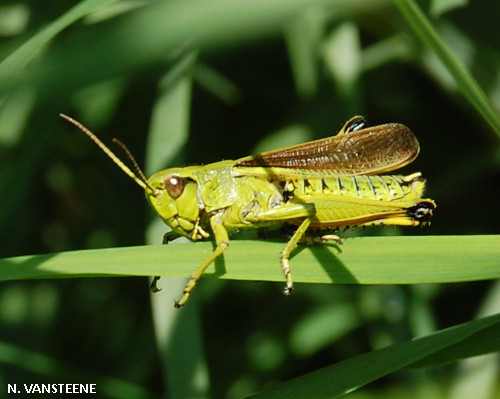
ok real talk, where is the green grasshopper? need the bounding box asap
[61,114,436,308]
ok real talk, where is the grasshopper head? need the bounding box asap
[61,114,203,240]
[146,169,202,239]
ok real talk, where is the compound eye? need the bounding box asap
[165,175,185,199]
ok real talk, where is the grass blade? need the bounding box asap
[0,0,118,81]
[1,235,498,284]
[247,313,500,399]
[393,0,500,138]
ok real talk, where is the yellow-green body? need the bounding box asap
[62,114,436,308]
[148,164,428,237]
[143,117,435,306]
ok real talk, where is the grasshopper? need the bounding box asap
[61,114,436,308]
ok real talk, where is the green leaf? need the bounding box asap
[247,313,500,398]
[1,235,499,284]
[0,0,352,95]
[393,0,500,138]
[0,0,118,82]
[146,53,211,399]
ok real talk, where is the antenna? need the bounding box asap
[112,138,150,186]
[60,114,158,195]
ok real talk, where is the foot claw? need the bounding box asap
[150,276,162,293]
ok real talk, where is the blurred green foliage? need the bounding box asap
[0,0,499,398]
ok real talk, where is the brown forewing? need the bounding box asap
[235,123,420,175]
